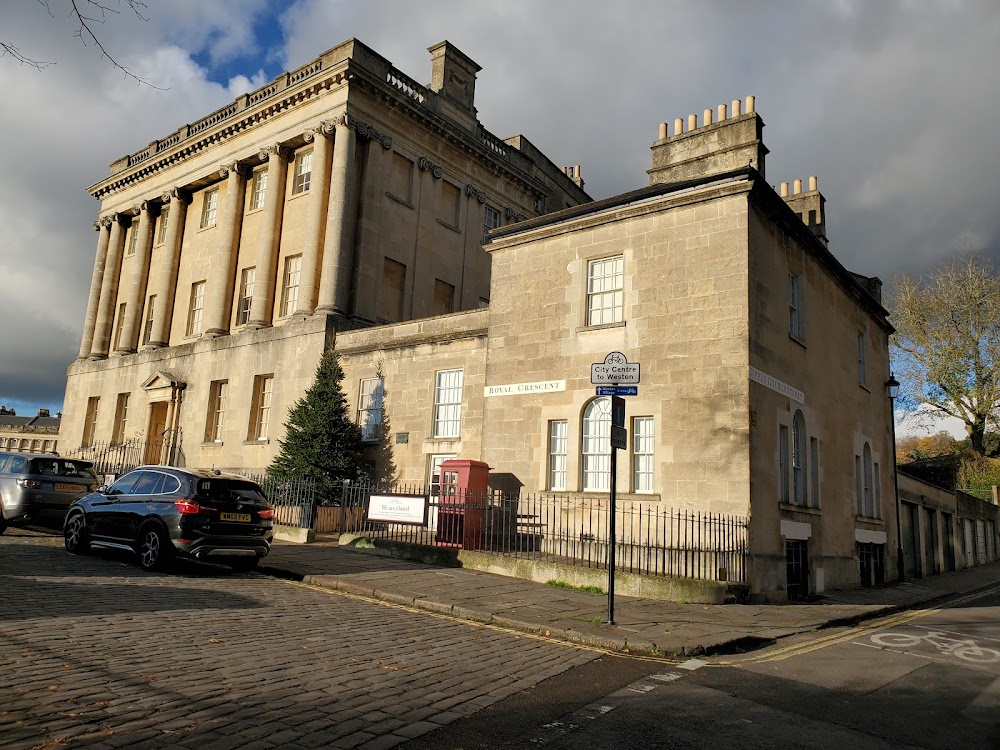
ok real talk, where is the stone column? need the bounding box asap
[147,189,190,348]
[89,214,127,359]
[78,217,113,359]
[203,163,249,337]
[295,125,333,315]
[247,144,290,329]
[116,201,155,353]
[315,116,357,316]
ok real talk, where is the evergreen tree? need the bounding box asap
[268,349,364,502]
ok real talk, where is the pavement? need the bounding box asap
[262,536,1000,658]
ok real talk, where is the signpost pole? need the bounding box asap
[608,435,617,624]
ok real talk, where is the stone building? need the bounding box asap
[62,38,589,468]
[64,35,898,598]
[0,407,61,454]
[332,97,897,598]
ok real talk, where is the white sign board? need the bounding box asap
[591,351,640,385]
[484,380,566,397]
[749,366,804,404]
[367,494,427,525]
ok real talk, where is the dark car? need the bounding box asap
[63,466,274,571]
[0,452,99,532]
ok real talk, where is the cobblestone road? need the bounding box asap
[0,534,598,749]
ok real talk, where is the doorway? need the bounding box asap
[785,539,809,600]
[145,402,168,464]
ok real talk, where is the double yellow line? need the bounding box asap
[718,584,1000,666]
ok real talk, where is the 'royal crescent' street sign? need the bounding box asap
[591,351,640,385]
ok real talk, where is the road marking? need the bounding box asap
[720,583,1000,666]
[677,659,707,670]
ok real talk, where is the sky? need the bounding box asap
[1,0,998,439]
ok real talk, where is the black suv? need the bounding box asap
[64,467,274,571]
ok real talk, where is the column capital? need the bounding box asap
[465,184,487,203]
[351,117,392,149]
[259,144,292,163]
[130,204,142,216]
[418,156,443,179]
[320,114,350,135]
[218,162,251,179]
[99,216,115,229]
[161,187,191,205]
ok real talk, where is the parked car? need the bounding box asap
[63,466,274,571]
[0,452,99,532]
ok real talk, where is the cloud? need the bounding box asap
[2,0,999,434]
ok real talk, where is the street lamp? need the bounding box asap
[885,374,904,582]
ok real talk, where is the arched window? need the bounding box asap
[863,442,874,517]
[582,398,611,491]
[792,411,807,506]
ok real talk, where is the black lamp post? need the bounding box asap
[885,374,904,582]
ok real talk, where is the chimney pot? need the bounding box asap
[703,108,713,127]
[745,95,755,114]
[674,118,683,136]
[687,114,697,131]
[731,99,741,117]
[717,103,727,121]
[658,122,668,140]
[793,178,802,194]
[808,175,818,191]
[780,182,789,197]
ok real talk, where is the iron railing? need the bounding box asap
[66,433,182,477]
[340,483,747,583]
[224,471,317,530]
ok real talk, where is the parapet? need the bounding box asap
[779,175,827,247]
[648,96,768,185]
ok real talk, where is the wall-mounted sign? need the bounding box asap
[367,494,426,525]
[749,366,804,404]
[591,351,640,385]
[395,432,409,444]
[484,380,566,397]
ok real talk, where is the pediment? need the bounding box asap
[141,371,186,391]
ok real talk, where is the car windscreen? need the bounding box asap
[28,458,99,481]
[196,479,267,504]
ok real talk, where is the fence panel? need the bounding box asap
[339,482,747,583]
[220,470,317,530]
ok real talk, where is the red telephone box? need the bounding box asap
[435,459,490,550]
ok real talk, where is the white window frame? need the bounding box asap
[112,302,126,351]
[280,255,302,317]
[112,393,129,445]
[582,398,611,492]
[250,375,273,441]
[779,424,790,504]
[206,380,227,443]
[83,397,99,447]
[157,207,169,245]
[250,169,268,211]
[863,442,874,517]
[358,377,384,442]
[200,188,218,229]
[586,256,623,326]
[433,369,463,438]
[484,204,501,235]
[789,273,804,339]
[186,281,206,336]
[126,223,139,256]
[632,416,654,493]
[292,150,313,195]
[237,267,255,326]
[809,436,820,508]
[142,295,155,346]
[548,420,568,491]
[857,332,867,386]
[792,411,806,506]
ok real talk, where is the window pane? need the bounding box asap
[632,416,654,493]
[250,170,268,211]
[281,255,302,317]
[358,377,385,441]
[433,370,463,438]
[293,150,313,194]
[792,412,806,506]
[187,281,205,336]
[238,267,255,326]
[582,398,611,491]
[779,425,789,504]
[587,256,623,325]
[548,420,568,491]
[201,188,218,228]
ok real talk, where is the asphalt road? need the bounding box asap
[408,586,1000,749]
[0,528,658,749]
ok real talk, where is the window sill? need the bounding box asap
[577,320,626,333]
[201,441,223,447]
[780,502,822,515]
[436,218,462,234]
[246,206,264,216]
[243,439,270,446]
[859,382,871,393]
[288,188,310,201]
[789,333,806,349]
[197,224,216,233]
[386,192,415,209]
[855,515,884,525]
[427,436,461,443]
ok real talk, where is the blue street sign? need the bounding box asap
[596,386,638,396]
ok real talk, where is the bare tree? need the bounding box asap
[2,0,156,86]
[891,254,1000,457]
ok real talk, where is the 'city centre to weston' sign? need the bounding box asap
[591,351,640,385]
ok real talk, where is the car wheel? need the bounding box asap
[229,557,260,572]
[137,524,172,572]
[64,512,90,554]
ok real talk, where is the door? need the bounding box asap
[785,540,809,600]
[943,513,956,571]
[145,402,169,465]
[924,507,939,575]
[90,473,142,539]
